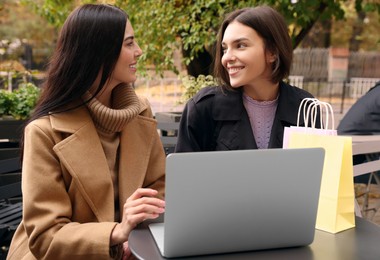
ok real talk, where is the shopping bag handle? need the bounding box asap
[297,98,335,130]
[309,101,335,130]
[297,98,318,128]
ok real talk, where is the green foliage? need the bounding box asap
[21,0,380,76]
[20,0,78,28]
[0,83,41,120]
[118,0,183,75]
[117,0,259,74]
[116,0,380,74]
[0,89,14,116]
[179,74,216,104]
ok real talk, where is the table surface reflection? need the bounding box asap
[129,216,380,260]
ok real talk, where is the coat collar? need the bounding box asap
[50,104,93,133]
[51,106,114,221]
[209,82,304,149]
[211,82,301,126]
[268,82,308,147]
[276,81,304,126]
[50,101,153,222]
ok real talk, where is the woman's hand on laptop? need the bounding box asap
[110,188,165,245]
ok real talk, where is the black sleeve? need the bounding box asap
[175,94,216,153]
[337,84,380,135]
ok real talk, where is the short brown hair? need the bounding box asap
[213,6,293,89]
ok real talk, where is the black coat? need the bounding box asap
[175,81,316,152]
[338,81,380,135]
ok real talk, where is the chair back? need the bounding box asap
[157,121,179,155]
[0,155,22,252]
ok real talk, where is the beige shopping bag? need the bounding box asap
[285,98,355,233]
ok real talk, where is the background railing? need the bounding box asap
[135,76,380,117]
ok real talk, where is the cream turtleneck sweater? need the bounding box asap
[83,84,140,221]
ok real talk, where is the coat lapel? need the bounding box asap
[51,106,114,222]
[212,83,307,149]
[213,89,257,150]
[117,115,157,210]
[268,82,308,148]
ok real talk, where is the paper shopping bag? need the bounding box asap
[283,98,337,148]
[288,132,355,233]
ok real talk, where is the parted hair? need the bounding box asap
[30,4,128,121]
[21,4,129,159]
[213,6,293,89]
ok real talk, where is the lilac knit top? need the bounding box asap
[242,93,279,149]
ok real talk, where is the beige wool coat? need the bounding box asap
[7,97,165,260]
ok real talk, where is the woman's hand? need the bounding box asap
[111,188,165,245]
[122,241,131,260]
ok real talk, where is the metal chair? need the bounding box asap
[0,155,22,257]
[157,121,179,155]
[351,135,380,220]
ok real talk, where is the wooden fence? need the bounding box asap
[291,48,380,80]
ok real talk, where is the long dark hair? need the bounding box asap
[21,4,128,156]
[213,6,293,90]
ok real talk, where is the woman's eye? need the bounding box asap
[237,43,246,49]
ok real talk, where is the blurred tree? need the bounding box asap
[300,19,332,49]
[0,0,57,69]
[331,0,379,51]
[347,0,380,52]
[21,0,380,76]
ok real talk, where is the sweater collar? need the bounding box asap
[212,82,301,125]
[83,84,140,133]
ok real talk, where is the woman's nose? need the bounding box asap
[222,49,236,63]
[135,43,143,58]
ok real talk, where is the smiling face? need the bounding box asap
[108,21,142,87]
[221,21,275,90]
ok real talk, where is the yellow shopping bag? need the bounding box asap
[288,132,355,233]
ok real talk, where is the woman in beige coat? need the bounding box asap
[7,4,165,260]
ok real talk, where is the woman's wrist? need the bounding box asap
[110,223,127,246]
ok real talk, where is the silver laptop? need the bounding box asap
[149,148,325,258]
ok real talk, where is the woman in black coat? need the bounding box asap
[175,6,316,152]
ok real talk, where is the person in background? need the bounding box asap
[338,81,380,135]
[7,4,165,260]
[175,5,317,152]
[338,81,380,183]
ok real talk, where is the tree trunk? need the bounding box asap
[300,18,331,48]
[294,2,328,49]
[349,10,366,52]
[182,47,213,77]
[322,18,332,48]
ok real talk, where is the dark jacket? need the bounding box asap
[175,81,316,152]
[338,81,380,135]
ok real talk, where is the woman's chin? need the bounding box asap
[229,83,242,89]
